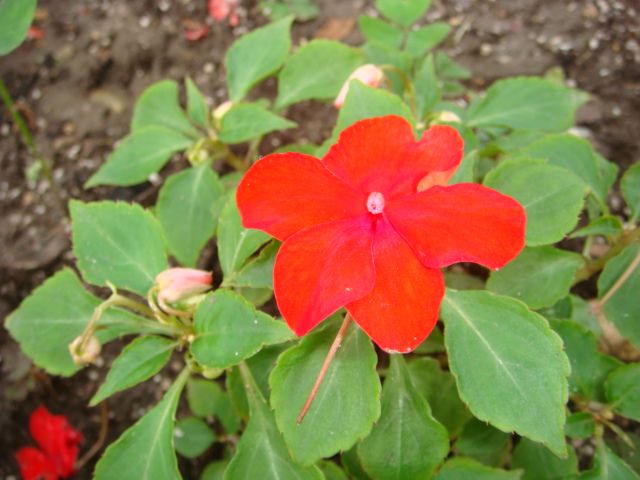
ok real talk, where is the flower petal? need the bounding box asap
[237,152,366,240]
[386,183,526,270]
[346,217,444,353]
[29,406,82,478]
[323,116,463,199]
[274,217,376,336]
[15,447,59,480]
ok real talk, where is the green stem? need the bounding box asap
[573,225,640,284]
[244,135,264,167]
[223,143,248,172]
[379,64,417,119]
[73,291,186,357]
[237,359,265,405]
[0,75,67,215]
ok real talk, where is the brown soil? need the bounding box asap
[1,0,639,478]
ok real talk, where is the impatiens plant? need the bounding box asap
[6,0,640,478]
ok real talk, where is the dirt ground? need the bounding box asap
[1,0,639,478]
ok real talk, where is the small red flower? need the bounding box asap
[208,0,239,26]
[237,116,525,353]
[16,406,82,480]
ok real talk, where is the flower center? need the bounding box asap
[366,192,385,214]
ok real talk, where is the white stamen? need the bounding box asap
[366,191,385,214]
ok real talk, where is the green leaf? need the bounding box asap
[467,77,588,132]
[94,369,189,480]
[435,51,471,80]
[606,433,640,474]
[224,363,324,480]
[516,134,606,207]
[493,130,546,152]
[358,355,448,480]
[598,154,619,197]
[174,417,216,458]
[217,191,271,278]
[131,80,200,138]
[511,438,578,480]
[549,320,600,401]
[191,290,292,369]
[225,16,293,102]
[186,378,241,434]
[414,54,440,117]
[598,243,640,349]
[90,336,175,406]
[270,319,381,465]
[186,77,209,130]
[376,0,432,27]
[565,411,596,439]
[202,461,229,480]
[318,461,349,480]
[217,103,296,144]
[621,161,640,223]
[569,216,624,238]
[434,457,521,480]
[568,442,640,480]
[483,157,586,245]
[223,240,280,288]
[454,417,511,467]
[335,80,413,137]
[276,39,365,109]
[187,378,220,418]
[441,290,570,457]
[412,326,447,354]
[404,23,451,57]
[341,447,372,480]
[260,0,319,22]
[407,357,471,437]
[85,127,193,188]
[487,246,583,308]
[70,200,167,296]
[358,16,404,49]
[569,294,602,336]
[156,165,223,267]
[226,344,289,421]
[5,269,168,376]
[592,353,624,403]
[606,363,640,422]
[0,0,36,55]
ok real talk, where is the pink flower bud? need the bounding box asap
[156,268,213,304]
[334,64,385,108]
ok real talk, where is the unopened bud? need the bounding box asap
[213,100,234,124]
[186,138,220,166]
[334,64,384,108]
[434,110,462,124]
[156,268,213,304]
[69,335,102,366]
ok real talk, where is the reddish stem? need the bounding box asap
[76,401,108,470]
[297,313,353,425]
[590,250,640,313]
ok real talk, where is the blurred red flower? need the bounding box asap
[237,115,525,353]
[208,0,239,26]
[16,406,82,480]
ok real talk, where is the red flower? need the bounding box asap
[16,406,82,480]
[237,116,525,353]
[208,0,239,26]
